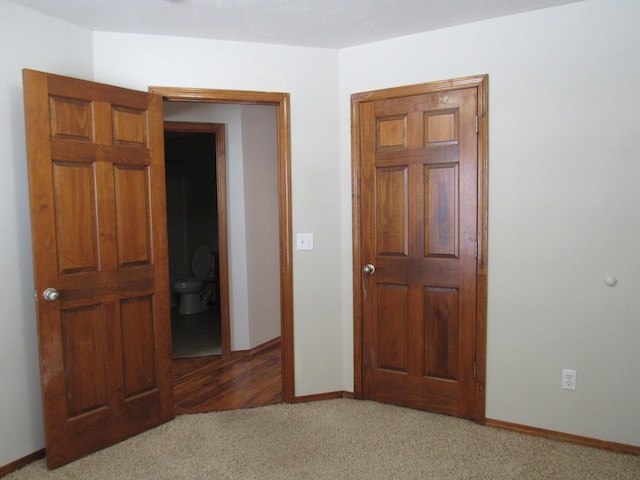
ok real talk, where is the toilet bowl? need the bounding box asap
[173,245,215,315]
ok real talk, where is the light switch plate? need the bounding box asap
[296,233,314,251]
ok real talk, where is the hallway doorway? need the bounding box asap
[164,124,226,359]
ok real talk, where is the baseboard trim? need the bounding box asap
[294,391,354,403]
[231,336,281,359]
[485,418,640,456]
[0,449,45,478]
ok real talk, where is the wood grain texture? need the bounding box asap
[173,342,282,414]
[23,69,174,469]
[352,76,489,422]
[0,450,46,478]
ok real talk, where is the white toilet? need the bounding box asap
[173,245,215,315]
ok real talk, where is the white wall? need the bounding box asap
[95,35,344,393]
[340,0,640,446]
[241,105,281,348]
[0,0,94,466]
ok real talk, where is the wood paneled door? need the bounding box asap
[23,70,174,468]
[352,76,488,421]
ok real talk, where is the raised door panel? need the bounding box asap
[423,287,459,380]
[49,96,94,141]
[114,165,151,267]
[376,167,408,256]
[52,162,98,273]
[62,304,108,417]
[425,164,459,258]
[112,106,148,146]
[120,296,157,398]
[424,109,458,146]
[376,283,409,373]
[376,115,407,149]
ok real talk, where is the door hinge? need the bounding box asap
[475,116,479,133]
[474,241,478,258]
[473,361,477,379]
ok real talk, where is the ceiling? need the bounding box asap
[8,0,582,48]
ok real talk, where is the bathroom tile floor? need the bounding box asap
[171,305,222,359]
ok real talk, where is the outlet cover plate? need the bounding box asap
[562,369,577,390]
[296,233,314,251]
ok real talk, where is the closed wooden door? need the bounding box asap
[355,78,487,419]
[23,70,174,468]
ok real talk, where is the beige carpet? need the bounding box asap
[7,399,639,479]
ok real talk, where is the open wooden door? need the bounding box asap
[353,76,488,420]
[23,70,174,468]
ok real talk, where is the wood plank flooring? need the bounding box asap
[172,343,282,415]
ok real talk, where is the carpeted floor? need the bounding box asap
[7,399,640,479]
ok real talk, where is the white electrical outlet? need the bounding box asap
[562,369,577,390]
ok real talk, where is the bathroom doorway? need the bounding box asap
[164,122,228,359]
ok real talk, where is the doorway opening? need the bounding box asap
[150,86,295,404]
[164,123,225,359]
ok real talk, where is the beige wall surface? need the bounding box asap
[240,105,281,348]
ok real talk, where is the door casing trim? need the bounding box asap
[150,86,294,403]
[350,75,488,422]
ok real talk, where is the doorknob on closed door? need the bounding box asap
[363,264,376,275]
[42,288,59,302]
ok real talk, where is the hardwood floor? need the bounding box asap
[172,343,282,415]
